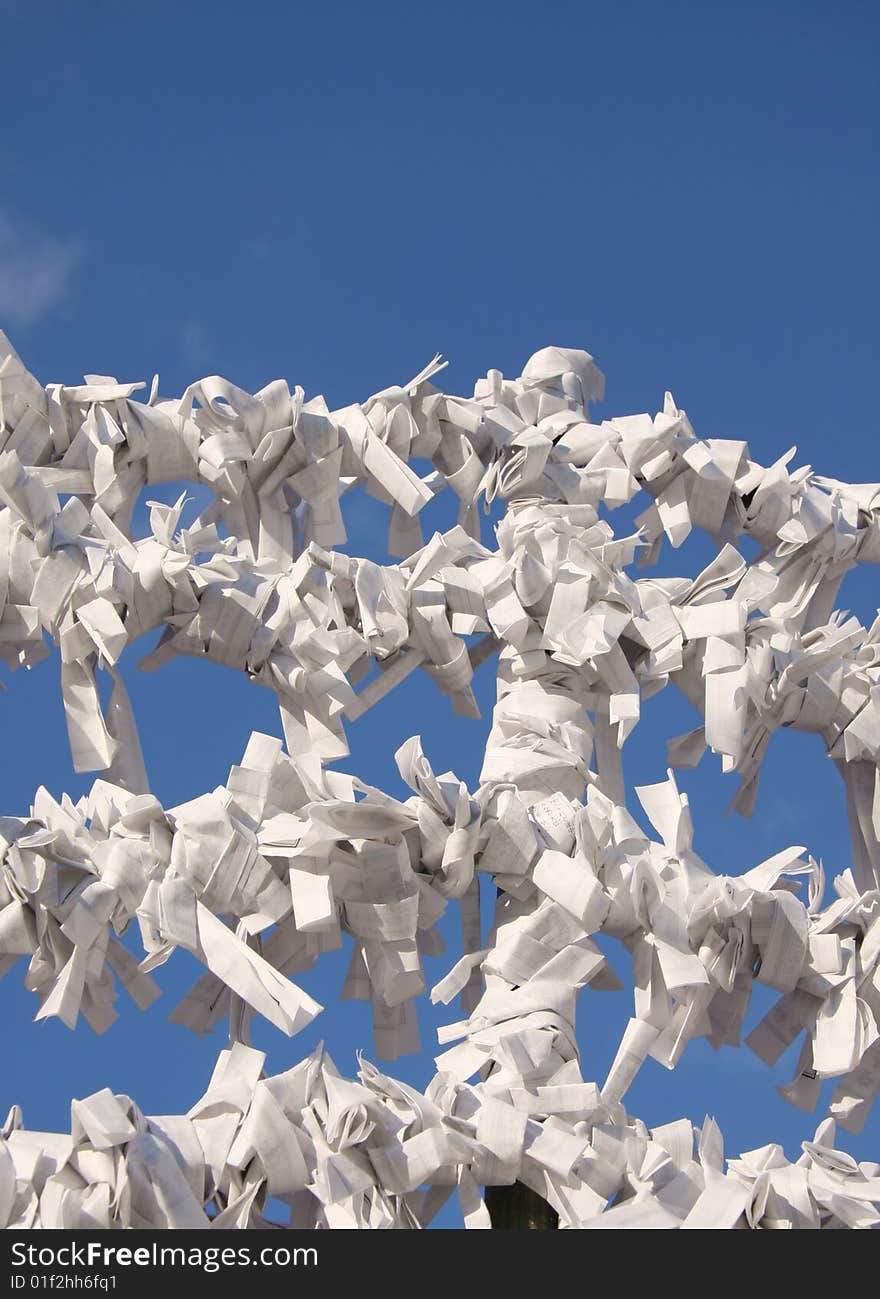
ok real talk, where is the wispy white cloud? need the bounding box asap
[180,320,212,370]
[0,209,81,329]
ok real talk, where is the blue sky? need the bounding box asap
[1,0,878,1225]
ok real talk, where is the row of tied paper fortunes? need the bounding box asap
[1,727,878,1128]
[0,331,878,810]
[3,1041,880,1228]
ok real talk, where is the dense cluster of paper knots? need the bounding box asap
[0,332,878,1228]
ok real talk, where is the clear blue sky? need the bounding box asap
[1,0,878,1225]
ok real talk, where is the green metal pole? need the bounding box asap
[485,1181,559,1229]
[483,880,558,1230]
